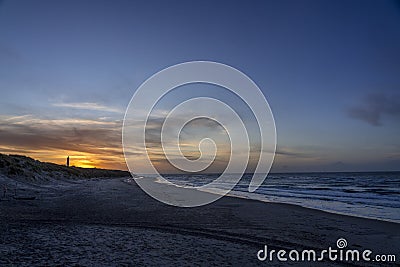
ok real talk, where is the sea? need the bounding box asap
[153,172,400,223]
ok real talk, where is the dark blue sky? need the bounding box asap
[0,0,399,171]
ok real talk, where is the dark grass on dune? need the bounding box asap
[0,153,129,181]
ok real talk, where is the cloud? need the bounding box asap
[263,146,318,159]
[124,114,232,173]
[275,149,302,157]
[0,114,118,126]
[0,114,126,169]
[52,102,123,113]
[0,123,121,155]
[347,93,400,126]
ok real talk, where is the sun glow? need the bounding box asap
[69,157,97,168]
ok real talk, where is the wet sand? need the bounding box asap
[0,176,399,266]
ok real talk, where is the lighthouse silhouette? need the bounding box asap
[66,156,70,167]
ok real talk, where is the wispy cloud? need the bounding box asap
[347,93,400,126]
[0,114,126,169]
[52,102,123,113]
[0,114,118,126]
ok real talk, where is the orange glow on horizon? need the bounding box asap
[68,158,97,169]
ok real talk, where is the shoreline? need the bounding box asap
[136,174,400,225]
[223,191,400,225]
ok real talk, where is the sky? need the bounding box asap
[0,0,399,172]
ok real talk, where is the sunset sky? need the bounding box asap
[0,0,399,172]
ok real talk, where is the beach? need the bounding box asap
[1,174,399,266]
